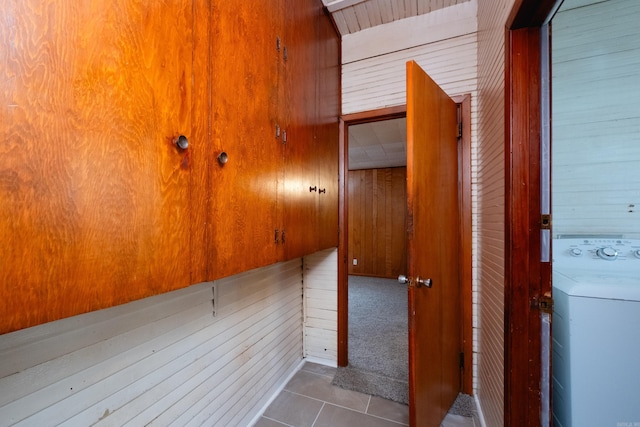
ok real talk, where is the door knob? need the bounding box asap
[175,135,189,150]
[397,275,432,288]
[217,151,229,165]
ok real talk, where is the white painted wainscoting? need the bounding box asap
[303,248,338,366]
[0,257,316,426]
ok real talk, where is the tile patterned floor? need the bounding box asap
[255,362,476,427]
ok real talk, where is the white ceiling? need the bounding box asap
[348,118,407,170]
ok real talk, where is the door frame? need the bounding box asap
[338,94,473,395]
[504,0,562,425]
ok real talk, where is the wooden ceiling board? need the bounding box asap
[323,0,472,35]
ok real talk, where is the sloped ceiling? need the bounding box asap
[322,0,471,36]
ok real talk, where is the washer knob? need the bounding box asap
[569,248,583,257]
[596,247,618,261]
[633,249,640,259]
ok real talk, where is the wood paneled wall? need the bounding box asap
[0,0,339,334]
[348,167,407,278]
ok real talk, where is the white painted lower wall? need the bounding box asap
[0,258,308,427]
[303,248,338,366]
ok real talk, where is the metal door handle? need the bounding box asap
[397,275,432,288]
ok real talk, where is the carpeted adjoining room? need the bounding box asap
[332,275,477,420]
[332,275,409,403]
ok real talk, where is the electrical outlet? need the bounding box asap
[352,258,358,266]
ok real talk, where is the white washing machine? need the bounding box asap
[552,237,640,427]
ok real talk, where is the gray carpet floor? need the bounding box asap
[332,276,409,402]
[332,275,475,418]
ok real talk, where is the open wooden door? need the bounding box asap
[405,60,461,426]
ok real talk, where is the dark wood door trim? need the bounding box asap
[338,100,473,395]
[504,1,561,425]
[455,94,473,394]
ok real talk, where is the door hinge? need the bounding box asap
[541,214,551,230]
[532,296,554,314]
[459,352,464,369]
[457,121,462,138]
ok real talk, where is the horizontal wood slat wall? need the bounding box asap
[303,248,338,365]
[476,0,516,424]
[0,260,304,426]
[552,0,640,238]
[348,167,407,278]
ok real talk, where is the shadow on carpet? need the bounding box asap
[332,365,409,404]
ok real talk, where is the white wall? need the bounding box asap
[303,248,339,366]
[552,0,640,238]
[0,259,305,426]
[474,0,518,425]
[342,0,478,115]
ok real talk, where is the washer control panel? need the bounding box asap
[553,237,640,271]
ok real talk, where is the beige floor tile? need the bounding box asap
[314,404,406,427]
[285,370,370,412]
[253,417,289,427]
[441,413,475,427]
[262,390,324,427]
[367,395,409,425]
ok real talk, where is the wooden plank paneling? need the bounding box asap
[303,249,338,365]
[0,0,201,335]
[316,8,341,252]
[475,0,516,425]
[207,0,283,278]
[552,0,640,238]
[0,260,304,426]
[341,0,476,63]
[348,168,407,278]
[328,0,472,36]
[343,34,477,114]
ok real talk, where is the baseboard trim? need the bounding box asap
[248,358,306,427]
[303,355,337,368]
[474,394,488,427]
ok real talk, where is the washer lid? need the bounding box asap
[553,269,640,301]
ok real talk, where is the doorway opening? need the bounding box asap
[337,96,473,397]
